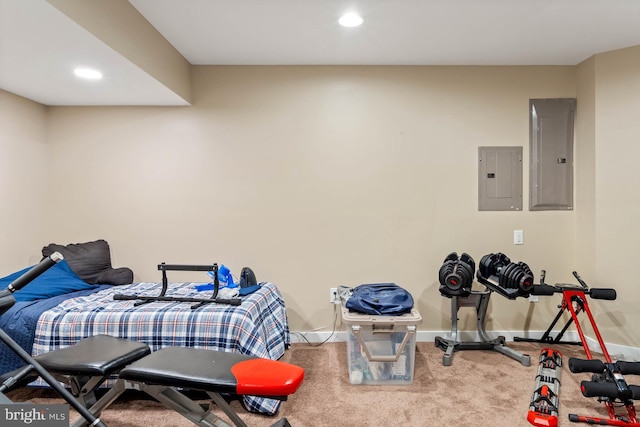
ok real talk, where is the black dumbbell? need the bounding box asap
[478,252,510,279]
[438,252,475,298]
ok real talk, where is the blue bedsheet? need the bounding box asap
[0,286,110,374]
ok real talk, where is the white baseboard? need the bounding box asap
[290,330,640,361]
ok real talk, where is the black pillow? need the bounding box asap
[95,267,134,286]
[41,239,133,285]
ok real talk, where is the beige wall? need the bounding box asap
[40,66,577,335]
[0,90,49,270]
[575,57,596,278]
[3,61,638,347]
[587,46,640,347]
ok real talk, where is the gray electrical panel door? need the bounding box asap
[529,98,575,210]
[478,146,523,211]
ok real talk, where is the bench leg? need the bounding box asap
[140,384,243,427]
[70,379,128,427]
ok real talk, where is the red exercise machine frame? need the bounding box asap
[525,271,640,426]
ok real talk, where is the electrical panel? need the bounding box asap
[478,146,523,211]
[529,98,575,211]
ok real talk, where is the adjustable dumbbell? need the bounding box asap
[499,261,534,292]
[478,253,534,295]
[438,252,475,298]
[478,252,510,278]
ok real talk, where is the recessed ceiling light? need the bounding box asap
[74,68,103,80]
[339,13,363,28]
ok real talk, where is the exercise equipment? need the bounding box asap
[517,271,640,426]
[438,252,475,298]
[113,262,242,308]
[477,252,535,299]
[34,335,302,427]
[1,256,303,427]
[569,360,640,425]
[515,270,616,346]
[527,348,563,427]
[435,252,536,366]
[0,253,108,427]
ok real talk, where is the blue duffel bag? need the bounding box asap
[345,283,414,316]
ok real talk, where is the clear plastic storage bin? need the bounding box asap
[342,305,422,385]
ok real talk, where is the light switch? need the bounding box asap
[514,230,524,245]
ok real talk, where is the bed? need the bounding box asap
[0,243,291,415]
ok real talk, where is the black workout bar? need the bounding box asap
[113,294,241,306]
[1,253,64,316]
[7,252,63,293]
[157,263,217,272]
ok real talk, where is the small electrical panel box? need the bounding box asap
[478,146,523,211]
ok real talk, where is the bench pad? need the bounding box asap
[119,347,304,398]
[35,335,150,376]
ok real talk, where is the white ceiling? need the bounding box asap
[1,0,640,106]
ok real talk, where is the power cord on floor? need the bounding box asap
[291,302,339,347]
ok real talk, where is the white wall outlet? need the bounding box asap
[329,287,339,304]
[514,229,524,245]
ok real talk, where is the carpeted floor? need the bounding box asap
[6,340,623,426]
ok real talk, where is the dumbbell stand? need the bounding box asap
[435,290,531,367]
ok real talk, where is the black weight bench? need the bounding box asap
[119,346,301,427]
[35,334,151,413]
[30,335,303,427]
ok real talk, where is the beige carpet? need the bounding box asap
[7,341,622,427]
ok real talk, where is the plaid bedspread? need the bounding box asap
[31,281,290,415]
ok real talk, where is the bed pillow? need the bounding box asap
[41,239,133,285]
[94,267,134,286]
[0,260,99,302]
